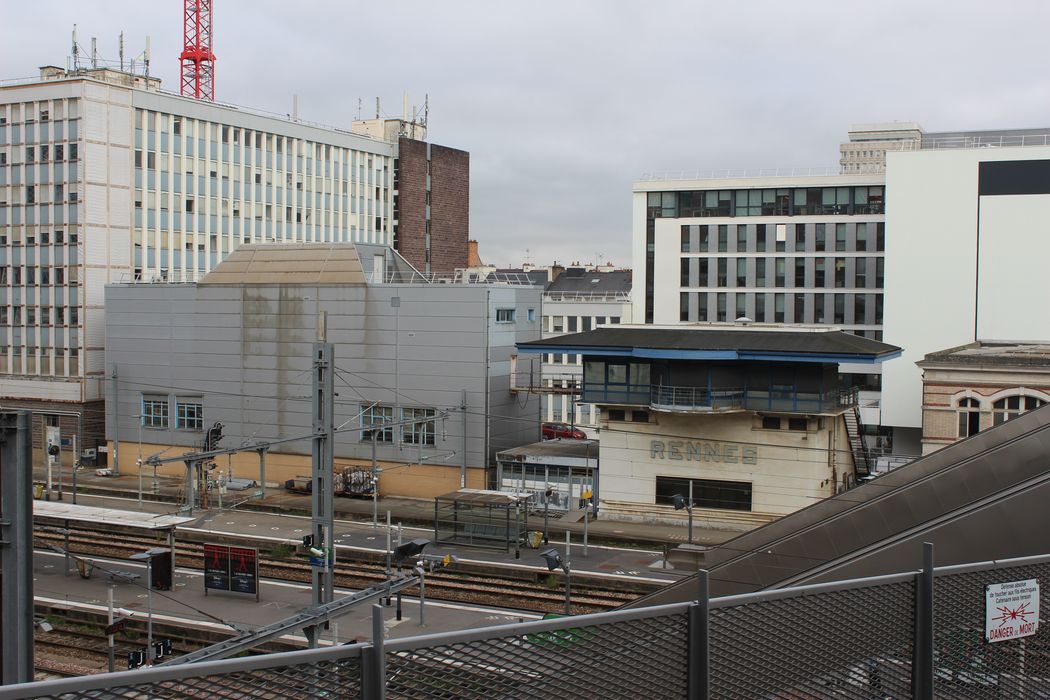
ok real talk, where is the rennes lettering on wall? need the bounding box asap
[650,439,758,465]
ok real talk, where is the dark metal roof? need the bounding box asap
[545,270,632,294]
[518,325,901,362]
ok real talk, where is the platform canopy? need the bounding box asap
[33,501,194,530]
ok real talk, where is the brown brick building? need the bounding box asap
[394,138,469,274]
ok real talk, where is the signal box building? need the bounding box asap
[517,323,900,530]
[104,243,540,499]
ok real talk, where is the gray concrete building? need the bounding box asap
[103,243,542,498]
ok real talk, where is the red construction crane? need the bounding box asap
[179,0,216,101]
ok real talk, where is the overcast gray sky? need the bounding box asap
[4,1,1049,268]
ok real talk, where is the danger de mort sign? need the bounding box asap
[985,579,1040,643]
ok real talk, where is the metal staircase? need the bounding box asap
[842,396,870,477]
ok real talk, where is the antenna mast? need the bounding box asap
[180,0,217,100]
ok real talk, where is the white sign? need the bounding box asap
[985,579,1040,643]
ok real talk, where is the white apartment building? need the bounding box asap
[0,65,399,454]
[539,268,632,433]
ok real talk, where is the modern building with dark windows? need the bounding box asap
[517,323,900,530]
[633,173,886,336]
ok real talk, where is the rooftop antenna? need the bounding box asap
[144,35,151,79]
[423,93,429,127]
[375,97,380,119]
[91,37,98,69]
[292,94,299,122]
[356,98,362,120]
[72,25,80,71]
[119,31,125,71]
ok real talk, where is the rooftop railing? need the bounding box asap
[542,291,632,302]
[637,166,842,182]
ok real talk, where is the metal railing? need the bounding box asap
[922,133,1050,150]
[543,291,632,303]
[367,270,543,286]
[4,549,1048,699]
[638,166,842,182]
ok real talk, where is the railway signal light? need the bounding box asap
[127,649,146,669]
[153,639,173,658]
[393,538,430,564]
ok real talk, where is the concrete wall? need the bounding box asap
[596,409,851,530]
[104,281,540,496]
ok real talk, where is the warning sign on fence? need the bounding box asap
[985,579,1040,642]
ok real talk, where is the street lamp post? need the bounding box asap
[540,548,572,615]
[673,487,695,544]
[129,547,167,666]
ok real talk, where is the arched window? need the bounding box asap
[992,395,1046,426]
[957,397,981,438]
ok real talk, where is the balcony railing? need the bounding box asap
[580,383,847,413]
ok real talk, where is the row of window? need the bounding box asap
[679,256,885,290]
[680,291,884,327]
[0,229,77,246]
[11,144,79,164]
[544,314,622,334]
[141,394,205,431]
[0,305,79,326]
[956,394,1046,438]
[680,222,885,254]
[648,186,884,219]
[0,266,77,286]
[655,476,752,512]
[0,349,79,377]
[361,405,437,446]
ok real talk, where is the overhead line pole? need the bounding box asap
[307,313,335,646]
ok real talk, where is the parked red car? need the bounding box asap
[541,422,587,440]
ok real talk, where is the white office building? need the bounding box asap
[881,139,1050,453]
[539,268,633,433]
[0,65,399,453]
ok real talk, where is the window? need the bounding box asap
[736,225,747,252]
[794,224,806,252]
[855,258,867,288]
[698,225,709,252]
[958,397,981,438]
[815,223,826,252]
[680,292,690,322]
[495,308,516,323]
[835,258,846,287]
[631,410,650,423]
[774,258,785,287]
[717,258,727,286]
[655,476,752,512]
[681,258,691,286]
[607,409,626,421]
[362,404,394,443]
[794,258,806,287]
[142,395,170,429]
[176,397,204,430]
[835,223,847,251]
[717,225,728,252]
[680,225,691,253]
[552,316,564,333]
[755,224,767,252]
[736,258,747,287]
[527,308,535,323]
[402,407,436,445]
[788,417,808,431]
[55,144,63,161]
[856,223,867,251]
[775,224,787,252]
[992,395,1046,425]
[568,316,578,332]
[25,146,34,163]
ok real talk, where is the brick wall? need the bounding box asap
[396,138,469,273]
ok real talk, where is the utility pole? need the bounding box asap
[460,389,468,488]
[111,363,120,475]
[307,313,335,646]
[1,410,35,684]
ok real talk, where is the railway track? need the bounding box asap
[36,529,648,614]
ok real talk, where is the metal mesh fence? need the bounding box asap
[933,560,1050,699]
[710,578,916,698]
[19,652,363,700]
[385,611,689,699]
[4,554,1050,700]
